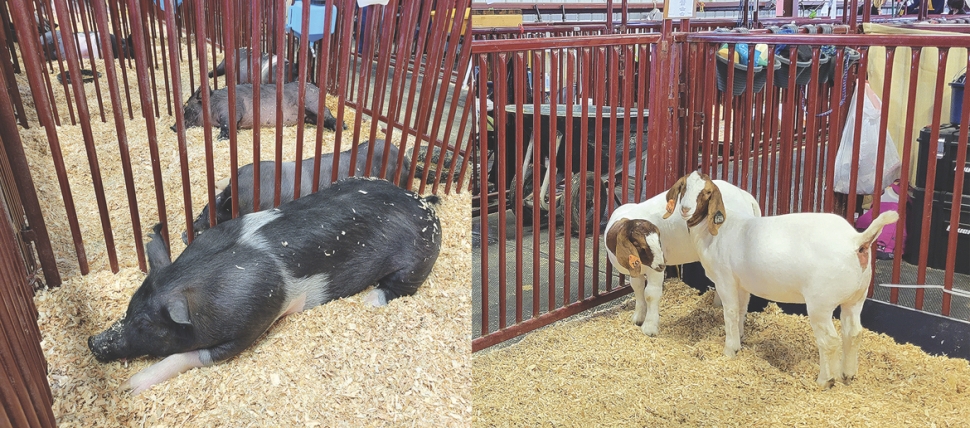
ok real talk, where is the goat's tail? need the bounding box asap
[855,210,900,248]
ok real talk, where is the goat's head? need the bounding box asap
[662,171,726,236]
[606,218,665,274]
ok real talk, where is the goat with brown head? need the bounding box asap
[605,218,665,275]
[663,172,726,236]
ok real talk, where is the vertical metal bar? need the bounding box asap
[722,44,736,182]
[328,3,358,185]
[866,47,895,298]
[0,68,61,285]
[121,0,173,256]
[6,0,87,272]
[381,0,420,188]
[220,0,239,219]
[548,48,559,309]
[365,0,399,182]
[107,0,134,120]
[823,48,847,214]
[512,53,524,324]
[592,46,606,295]
[48,0,120,272]
[802,48,823,214]
[250,0,262,212]
[310,0,337,190]
[396,5,437,190]
[563,49,575,306]
[273,0,286,206]
[846,48,871,221]
[476,54,490,336]
[291,0,313,200]
[495,54,509,330]
[891,48,922,299]
[161,0,195,253]
[410,2,453,193]
[532,49,542,315]
[84,0,146,271]
[440,10,475,193]
[915,48,950,307]
[578,47,590,302]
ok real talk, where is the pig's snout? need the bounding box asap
[88,320,128,363]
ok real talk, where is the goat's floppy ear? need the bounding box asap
[606,219,641,272]
[662,176,687,219]
[707,185,726,236]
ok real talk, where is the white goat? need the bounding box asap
[604,179,761,336]
[664,171,899,388]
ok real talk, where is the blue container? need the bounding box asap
[950,73,966,125]
[157,0,181,12]
[286,2,337,43]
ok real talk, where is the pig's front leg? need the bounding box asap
[126,350,204,395]
[127,335,263,395]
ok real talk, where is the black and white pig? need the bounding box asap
[40,31,133,61]
[87,177,442,394]
[184,139,411,243]
[175,81,343,140]
[208,47,297,84]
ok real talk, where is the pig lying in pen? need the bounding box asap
[183,139,410,243]
[88,177,442,394]
[40,31,133,61]
[175,82,343,140]
[208,47,297,84]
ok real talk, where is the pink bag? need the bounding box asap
[855,180,905,259]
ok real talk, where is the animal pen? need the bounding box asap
[471,2,970,368]
[0,0,473,425]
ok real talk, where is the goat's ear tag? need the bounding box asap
[713,211,725,225]
[628,254,641,270]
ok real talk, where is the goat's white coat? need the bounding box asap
[674,172,899,387]
[604,180,761,336]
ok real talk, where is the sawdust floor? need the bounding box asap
[473,279,970,427]
[20,53,471,425]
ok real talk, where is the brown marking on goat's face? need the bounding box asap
[684,174,726,235]
[606,218,659,275]
[663,176,688,219]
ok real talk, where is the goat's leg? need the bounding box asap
[807,304,841,389]
[737,288,751,341]
[641,270,664,336]
[630,275,647,327]
[840,298,866,383]
[714,280,742,357]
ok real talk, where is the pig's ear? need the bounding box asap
[165,298,192,326]
[146,223,172,271]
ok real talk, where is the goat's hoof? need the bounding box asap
[817,378,836,389]
[723,348,738,358]
[842,374,856,385]
[641,323,658,337]
[631,313,645,326]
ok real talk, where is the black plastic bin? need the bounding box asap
[904,186,970,274]
[915,124,970,194]
[715,55,775,97]
[821,47,861,85]
[774,46,831,87]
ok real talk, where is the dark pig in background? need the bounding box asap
[175,82,343,140]
[40,31,133,61]
[208,47,297,84]
[87,178,442,394]
[184,139,410,243]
